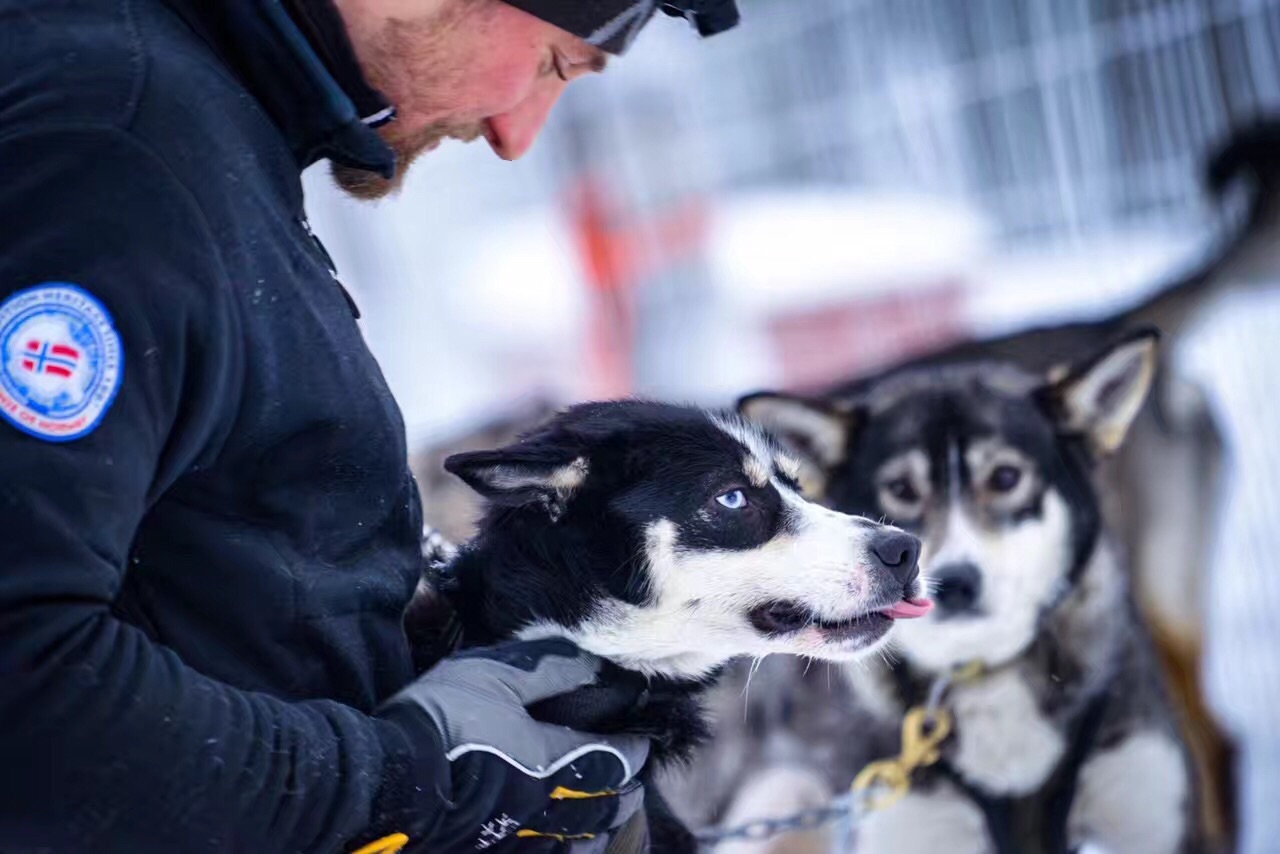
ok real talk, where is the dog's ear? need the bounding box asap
[738,392,857,495]
[1036,327,1160,455]
[444,444,588,520]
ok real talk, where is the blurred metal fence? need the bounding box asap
[312,0,1280,432]
[552,0,1280,246]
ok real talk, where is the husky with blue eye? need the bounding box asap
[740,330,1202,854]
[407,400,932,851]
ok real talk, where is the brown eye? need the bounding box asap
[886,477,919,503]
[989,465,1022,493]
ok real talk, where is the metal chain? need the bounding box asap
[694,664,985,849]
[694,793,861,848]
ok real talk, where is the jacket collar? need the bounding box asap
[163,0,396,178]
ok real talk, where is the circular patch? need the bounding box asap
[0,283,123,442]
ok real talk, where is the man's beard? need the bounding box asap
[329,2,484,202]
[332,119,484,201]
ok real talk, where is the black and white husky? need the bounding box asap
[409,400,932,850]
[740,329,1201,854]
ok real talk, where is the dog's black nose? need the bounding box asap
[933,562,982,613]
[868,529,921,587]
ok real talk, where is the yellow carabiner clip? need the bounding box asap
[898,706,952,770]
[851,705,953,813]
[851,755,912,812]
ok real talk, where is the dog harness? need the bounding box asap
[883,661,1116,854]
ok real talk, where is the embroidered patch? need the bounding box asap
[0,283,123,442]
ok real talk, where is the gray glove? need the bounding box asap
[376,639,649,852]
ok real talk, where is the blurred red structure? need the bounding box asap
[567,176,707,398]
[770,283,969,390]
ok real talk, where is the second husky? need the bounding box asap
[733,329,1199,854]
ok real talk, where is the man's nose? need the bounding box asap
[485,84,564,161]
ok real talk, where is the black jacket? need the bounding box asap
[0,0,441,850]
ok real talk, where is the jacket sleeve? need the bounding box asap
[0,126,440,852]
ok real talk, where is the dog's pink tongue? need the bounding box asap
[881,598,934,619]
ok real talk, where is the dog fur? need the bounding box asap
[403,125,1280,854]
[408,400,930,851]
[734,330,1201,853]
[663,127,1280,850]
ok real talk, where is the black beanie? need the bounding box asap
[501,0,740,55]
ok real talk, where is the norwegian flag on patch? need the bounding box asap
[20,339,80,378]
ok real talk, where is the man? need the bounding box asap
[0,0,737,851]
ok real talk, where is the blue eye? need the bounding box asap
[716,489,748,510]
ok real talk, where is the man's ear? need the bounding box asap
[738,391,857,495]
[444,444,588,521]
[1036,327,1160,455]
